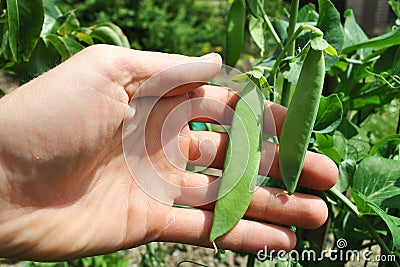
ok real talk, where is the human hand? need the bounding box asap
[0,45,337,261]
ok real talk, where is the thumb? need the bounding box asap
[75,45,223,98]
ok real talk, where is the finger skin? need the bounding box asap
[188,86,286,136]
[269,146,338,191]
[245,187,328,229]
[157,208,296,254]
[175,174,328,230]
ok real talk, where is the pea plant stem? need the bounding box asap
[257,0,284,50]
[280,0,299,107]
[328,188,399,265]
[280,80,291,107]
[287,0,299,57]
[328,188,359,215]
[269,24,322,86]
[246,254,256,267]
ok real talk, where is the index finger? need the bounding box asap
[71,45,223,99]
[188,85,286,136]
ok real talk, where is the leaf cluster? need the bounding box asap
[0,0,129,83]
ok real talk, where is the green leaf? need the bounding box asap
[374,45,400,74]
[271,18,289,44]
[249,15,265,56]
[45,34,85,61]
[232,66,272,99]
[282,58,303,85]
[352,157,400,210]
[350,191,400,252]
[56,11,80,36]
[90,22,130,48]
[298,3,319,22]
[210,83,264,243]
[6,0,45,62]
[331,209,369,250]
[368,204,400,254]
[73,31,94,46]
[334,159,356,192]
[315,133,342,164]
[314,94,343,133]
[0,23,9,56]
[225,0,246,67]
[324,44,338,57]
[316,0,344,69]
[41,0,63,37]
[351,189,374,215]
[334,64,367,97]
[7,0,21,61]
[369,134,400,157]
[343,9,370,58]
[333,119,370,161]
[342,27,400,54]
[389,0,400,19]
[245,0,259,18]
[7,39,60,84]
[393,45,400,73]
[311,35,329,51]
[345,74,400,110]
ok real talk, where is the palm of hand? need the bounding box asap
[0,48,197,260]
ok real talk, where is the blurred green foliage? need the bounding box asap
[55,0,229,56]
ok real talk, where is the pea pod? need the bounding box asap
[226,0,246,67]
[209,83,264,243]
[279,48,325,195]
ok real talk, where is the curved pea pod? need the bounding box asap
[209,83,264,243]
[279,48,325,195]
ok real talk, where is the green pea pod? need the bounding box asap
[226,0,246,67]
[209,83,264,243]
[279,48,325,195]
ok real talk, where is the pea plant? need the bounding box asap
[0,0,129,84]
[204,0,400,266]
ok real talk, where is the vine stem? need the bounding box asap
[280,81,291,107]
[280,0,299,107]
[269,24,322,85]
[287,0,299,58]
[328,188,399,266]
[246,254,256,267]
[328,188,359,215]
[397,108,400,164]
[257,0,283,50]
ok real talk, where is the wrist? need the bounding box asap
[0,95,10,183]
[0,97,7,182]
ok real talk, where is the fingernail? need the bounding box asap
[200,53,218,61]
